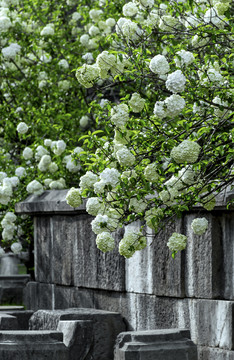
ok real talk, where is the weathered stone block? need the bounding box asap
[187,299,234,350]
[52,215,76,286]
[0,330,68,360]
[24,282,54,311]
[0,314,18,330]
[198,347,234,360]
[73,216,125,291]
[125,220,184,297]
[34,216,52,283]
[29,308,127,360]
[114,329,198,360]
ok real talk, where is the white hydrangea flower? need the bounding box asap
[170,140,201,164]
[38,80,48,89]
[91,214,111,234]
[17,122,28,134]
[80,115,89,128]
[175,50,195,67]
[40,53,52,63]
[94,180,106,194]
[96,51,117,79]
[86,197,103,216]
[15,167,26,178]
[2,211,17,224]
[96,231,115,252]
[66,187,82,208]
[11,242,22,254]
[122,2,138,17]
[58,80,70,91]
[129,197,147,213]
[65,156,80,173]
[145,10,159,27]
[0,172,7,182]
[119,230,147,258]
[2,43,21,58]
[159,15,180,31]
[206,68,223,84]
[35,145,49,161]
[128,93,145,112]
[145,207,163,230]
[100,168,120,187]
[191,217,208,235]
[153,101,166,119]
[79,171,99,191]
[38,155,51,172]
[49,180,65,190]
[166,70,187,93]
[52,140,66,155]
[89,9,103,22]
[26,180,44,196]
[58,59,69,69]
[121,19,143,41]
[0,16,11,32]
[82,52,94,64]
[44,139,52,147]
[149,55,170,75]
[167,232,187,251]
[165,175,184,191]
[44,178,53,187]
[40,24,54,36]
[204,8,225,27]
[106,18,116,27]
[80,34,90,46]
[2,228,15,241]
[72,12,81,21]
[88,25,99,37]
[7,176,19,187]
[159,188,179,204]
[111,104,129,128]
[76,64,99,88]
[178,166,196,185]
[164,94,186,117]
[116,146,135,167]
[144,163,159,182]
[136,0,154,9]
[212,96,230,118]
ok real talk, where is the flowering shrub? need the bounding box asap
[0,0,233,262]
[67,0,233,258]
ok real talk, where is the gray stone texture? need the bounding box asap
[114,329,198,360]
[0,275,30,305]
[16,189,234,360]
[29,308,126,360]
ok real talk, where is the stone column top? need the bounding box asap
[15,188,234,215]
[15,190,87,215]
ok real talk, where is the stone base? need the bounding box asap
[114,329,198,360]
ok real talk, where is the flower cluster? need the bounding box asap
[167,233,187,252]
[170,140,201,164]
[191,217,208,235]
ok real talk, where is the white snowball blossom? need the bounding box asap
[2,43,21,59]
[52,140,66,155]
[191,217,209,235]
[96,232,115,252]
[166,70,187,93]
[116,146,135,167]
[175,50,195,67]
[111,104,129,128]
[66,187,82,208]
[144,163,159,182]
[11,242,22,254]
[86,197,103,216]
[170,140,201,164]
[15,167,26,178]
[122,2,138,17]
[167,232,187,252]
[17,122,28,134]
[149,55,170,75]
[79,171,99,191]
[119,230,147,258]
[22,147,33,160]
[128,93,145,113]
[164,94,186,117]
[26,180,44,196]
[100,168,120,187]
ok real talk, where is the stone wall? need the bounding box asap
[15,189,234,360]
